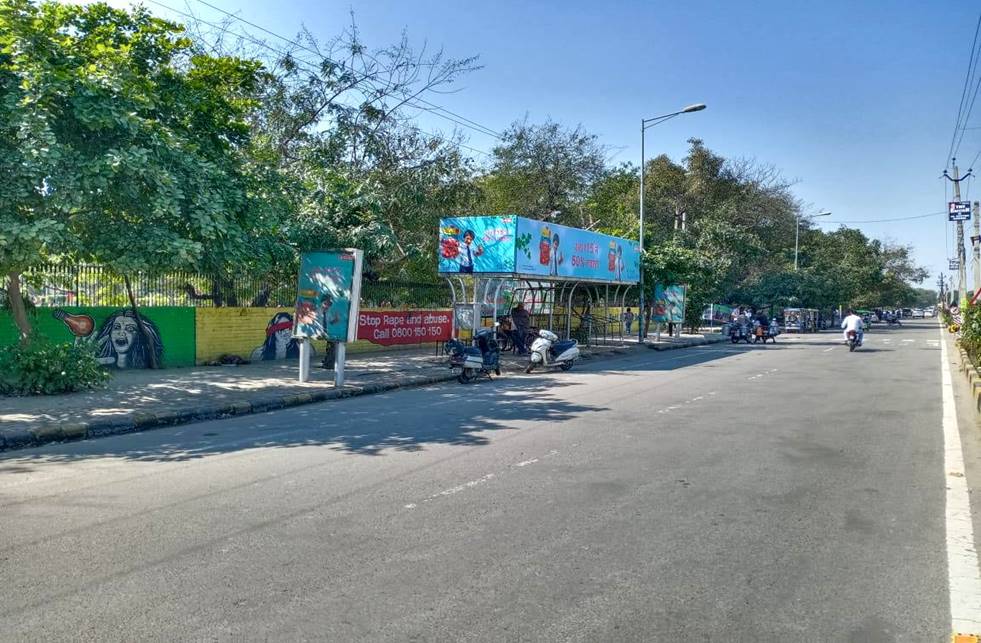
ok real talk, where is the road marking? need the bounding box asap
[902,339,916,343]
[823,347,835,352]
[939,326,981,634]
[515,458,538,467]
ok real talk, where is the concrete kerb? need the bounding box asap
[0,338,719,454]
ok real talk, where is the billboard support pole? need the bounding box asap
[334,342,346,388]
[298,338,310,383]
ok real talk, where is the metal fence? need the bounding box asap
[20,264,450,309]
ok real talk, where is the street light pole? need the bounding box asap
[794,210,831,271]
[638,103,706,343]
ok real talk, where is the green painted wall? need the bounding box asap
[0,307,196,368]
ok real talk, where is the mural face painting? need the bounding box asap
[53,308,164,369]
[652,285,686,324]
[251,312,312,361]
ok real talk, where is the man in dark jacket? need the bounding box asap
[511,302,531,355]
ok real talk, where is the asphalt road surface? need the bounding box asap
[0,320,973,641]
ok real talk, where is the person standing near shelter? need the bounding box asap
[511,301,531,355]
[622,307,635,335]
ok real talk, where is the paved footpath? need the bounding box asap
[1,321,977,640]
[0,333,723,451]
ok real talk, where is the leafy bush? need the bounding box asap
[0,340,111,395]
[959,305,981,364]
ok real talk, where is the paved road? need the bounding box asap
[0,321,967,640]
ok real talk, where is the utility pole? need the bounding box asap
[943,162,973,305]
[938,273,947,307]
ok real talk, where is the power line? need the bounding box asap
[830,211,946,224]
[168,0,503,140]
[948,10,981,165]
[142,0,494,157]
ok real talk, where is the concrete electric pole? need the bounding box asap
[973,200,980,294]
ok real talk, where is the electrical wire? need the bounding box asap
[830,211,946,224]
[141,0,494,157]
[163,0,503,140]
[948,10,981,166]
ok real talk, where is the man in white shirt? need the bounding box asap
[841,309,864,345]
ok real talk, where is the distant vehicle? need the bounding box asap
[911,309,924,318]
[902,308,912,318]
[924,307,936,317]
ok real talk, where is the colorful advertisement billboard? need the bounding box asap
[653,284,686,323]
[295,250,364,342]
[437,216,639,283]
[438,216,516,274]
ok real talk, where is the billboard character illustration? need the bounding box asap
[540,226,552,266]
[440,228,483,273]
[615,245,624,281]
[548,233,564,276]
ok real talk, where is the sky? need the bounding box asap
[69,0,981,290]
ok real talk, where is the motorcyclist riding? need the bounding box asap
[841,309,864,346]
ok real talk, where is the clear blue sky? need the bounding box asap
[84,0,981,289]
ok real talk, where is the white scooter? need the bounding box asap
[525,329,580,373]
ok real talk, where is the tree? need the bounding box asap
[480,118,608,226]
[0,0,282,348]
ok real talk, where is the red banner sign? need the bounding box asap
[357,310,453,345]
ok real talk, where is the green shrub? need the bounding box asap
[0,340,111,395]
[960,305,981,364]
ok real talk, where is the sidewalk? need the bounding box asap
[0,332,726,452]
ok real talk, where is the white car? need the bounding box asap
[911,308,924,318]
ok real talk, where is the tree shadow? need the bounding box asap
[0,376,604,466]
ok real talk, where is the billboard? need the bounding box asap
[438,216,516,274]
[294,250,364,342]
[652,284,686,323]
[437,216,640,283]
[949,201,972,222]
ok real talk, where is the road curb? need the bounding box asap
[0,338,718,454]
[647,335,728,351]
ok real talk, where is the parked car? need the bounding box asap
[902,308,912,318]
[911,308,924,319]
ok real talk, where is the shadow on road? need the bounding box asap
[0,376,606,466]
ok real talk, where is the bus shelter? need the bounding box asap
[438,216,641,345]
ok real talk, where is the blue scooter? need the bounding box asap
[446,327,501,383]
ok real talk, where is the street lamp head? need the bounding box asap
[682,103,707,113]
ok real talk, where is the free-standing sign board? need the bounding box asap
[652,284,686,323]
[294,250,364,342]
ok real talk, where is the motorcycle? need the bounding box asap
[445,326,501,383]
[753,321,779,344]
[846,329,863,352]
[729,322,752,344]
[525,329,580,373]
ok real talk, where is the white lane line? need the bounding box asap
[823,347,835,353]
[902,339,915,343]
[939,326,981,633]
[514,458,539,467]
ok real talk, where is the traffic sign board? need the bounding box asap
[949,201,972,221]
[950,259,961,270]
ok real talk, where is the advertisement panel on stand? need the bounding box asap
[294,250,364,342]
[652,284,686,323]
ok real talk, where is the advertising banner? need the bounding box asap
[949,201,972,222]
[438,216,516,274]
[653,284,686,323]
[437,216,640,283]
[294,249,364,342]
[513,218,640,283]
[357,310,452,345]
[702,304,732,323]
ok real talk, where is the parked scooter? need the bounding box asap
[446,326,501,383]
[525,329,580,373]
